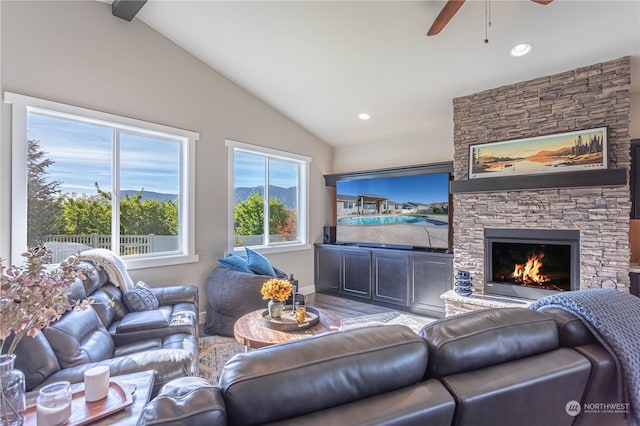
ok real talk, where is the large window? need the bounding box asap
[6,92,198,268]
[226,139,310,253]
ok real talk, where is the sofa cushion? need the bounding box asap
[420,307,559,377]
[67,277,87,304]
[124,282,159,312]
[78,261,106,296]
[219,325,428,425]
[245,247,276,276]
[440,348,591,426]
[218,255,252,273]
[11,332,61,392]
[280,380,455,426]
[98,284,128,320]
[88,288,116,327]
[43,307,114,368]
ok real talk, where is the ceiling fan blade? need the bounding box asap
[427,0,466,36]
[531,0,553,4]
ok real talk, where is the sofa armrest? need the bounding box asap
[116,310,170,333]
[152,285,199,307]
[138,377,226,426]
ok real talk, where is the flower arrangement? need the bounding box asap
[0,247,93,355]
[260,278,292,302]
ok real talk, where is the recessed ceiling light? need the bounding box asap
[509,42,533,57]
[358,113,370,120]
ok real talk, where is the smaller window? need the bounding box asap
[226,140,310,254]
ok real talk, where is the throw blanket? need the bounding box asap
[80,248,135,290]
[530,289,640,426]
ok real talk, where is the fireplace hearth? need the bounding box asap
[484,229,580,300]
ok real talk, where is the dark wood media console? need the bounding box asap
[314,244,452,318]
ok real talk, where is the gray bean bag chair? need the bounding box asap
[204,266,288,336]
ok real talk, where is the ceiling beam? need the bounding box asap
[112,0,148,22]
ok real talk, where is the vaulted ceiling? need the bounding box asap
[135,1,640,148]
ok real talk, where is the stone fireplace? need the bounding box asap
[450,57,632,300]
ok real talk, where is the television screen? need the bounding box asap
[335,173,450,250]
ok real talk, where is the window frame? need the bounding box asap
[5,92,199,269]
[226,139,311,255]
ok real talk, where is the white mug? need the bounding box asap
[84,365,110,402]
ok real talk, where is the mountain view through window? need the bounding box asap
[27,111,182,262]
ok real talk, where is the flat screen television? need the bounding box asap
[335,172,451,251]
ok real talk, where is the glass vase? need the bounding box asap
[268,299,284,319]
[0,354,26,426]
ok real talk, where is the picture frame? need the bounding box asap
[469,127,607,179]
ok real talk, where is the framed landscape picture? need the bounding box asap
[469,127,607,179]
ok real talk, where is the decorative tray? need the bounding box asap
[24,381,134,426]
[262,306,320,331]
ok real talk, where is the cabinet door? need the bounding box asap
[631,272,639,297]
[372,251,409,306]
[341,249,372,299]
[410,254,452,314]
[315,247,341,293]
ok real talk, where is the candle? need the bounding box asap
[295,306,306,323]
[36,401,71,426]
[36,381,72,426]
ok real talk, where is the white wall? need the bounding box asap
[331,124,454,174]
[0,1,333,312]
[334,67,639,174]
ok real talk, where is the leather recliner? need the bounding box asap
[8,262,199,397]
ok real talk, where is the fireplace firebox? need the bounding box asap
[484,229,580,300]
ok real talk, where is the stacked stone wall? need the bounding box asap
[452,57,632,292]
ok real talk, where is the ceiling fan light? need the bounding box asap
[358,113,371,120]
[509,42,534,57]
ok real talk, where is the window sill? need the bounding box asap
[228,243,312,257]
[124,254,200,270]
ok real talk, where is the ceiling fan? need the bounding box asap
[427,0,554,36]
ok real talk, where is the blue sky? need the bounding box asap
[337,173,449,204]
[234,150,297,188]
[28,113,180,195]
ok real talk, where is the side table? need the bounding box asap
[234,307,341,349]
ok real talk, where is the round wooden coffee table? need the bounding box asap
[234,307,341,349]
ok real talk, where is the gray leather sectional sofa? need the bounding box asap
[9,262,199,397]
[139,307,627,426]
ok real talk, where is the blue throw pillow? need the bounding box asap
[245,247,276,277]
[218,255,252,273]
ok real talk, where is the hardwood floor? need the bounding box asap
[307,292,438,322]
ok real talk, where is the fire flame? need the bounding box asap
[511,251,549,284]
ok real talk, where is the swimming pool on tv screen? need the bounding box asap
[338,215,447,226]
